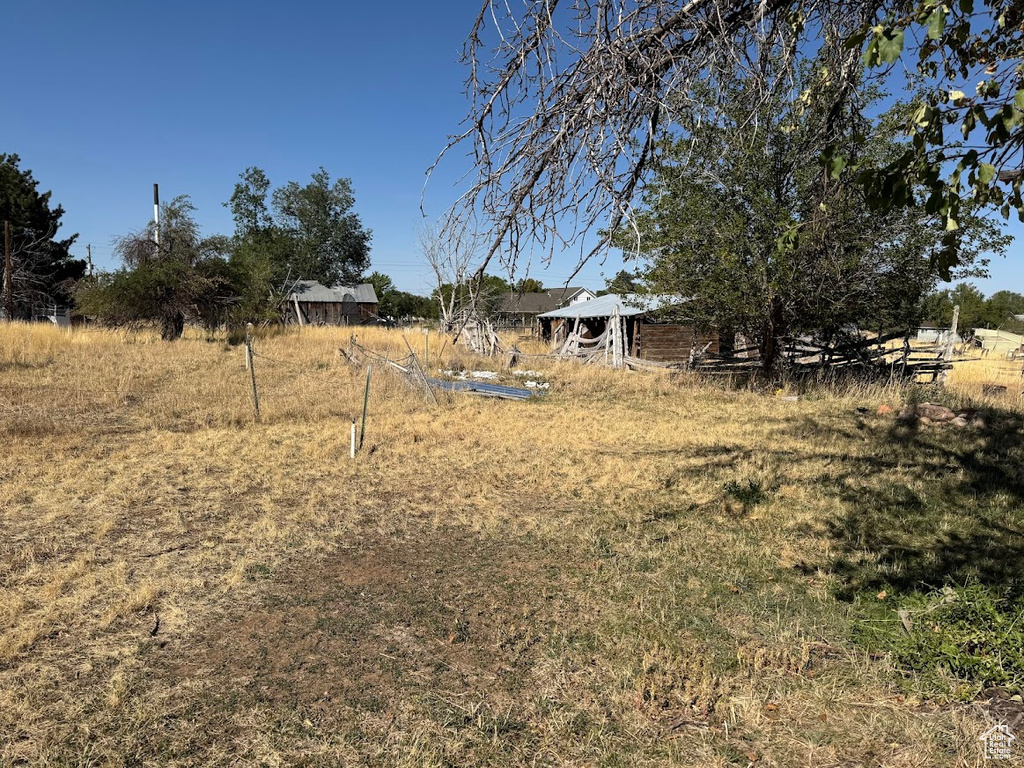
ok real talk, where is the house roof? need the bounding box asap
[495,286,592,315]
[537,293,687,319]
[291,280,378,304]
[974,328,1024,346]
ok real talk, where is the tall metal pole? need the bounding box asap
[153,184,161,247]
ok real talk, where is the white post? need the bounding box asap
[153,184,160,246]
[350,420,356,459]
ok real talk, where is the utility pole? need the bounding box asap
[86,243,93,277]
[3,221,12,321]
[153,183,160,248]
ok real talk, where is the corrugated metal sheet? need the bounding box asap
[974,328,1023,351]
[291,280,378,304]
[537,293,686,319]
[425,378,542,400]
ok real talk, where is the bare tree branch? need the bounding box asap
[431,0,879,279]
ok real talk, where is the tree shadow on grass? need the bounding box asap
[783,408,1024,600]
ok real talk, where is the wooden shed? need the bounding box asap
[289,280,379,325]
[538,293,719,364]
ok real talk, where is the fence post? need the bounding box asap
[245,322,260,420]
[359,365,371,449]
[939,304,960,385]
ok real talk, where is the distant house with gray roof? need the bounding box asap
[289,280,379,325]
[494,286,596,330]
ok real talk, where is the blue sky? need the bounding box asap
[5,1,1022,296]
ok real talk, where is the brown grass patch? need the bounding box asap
[0,322,1016,766]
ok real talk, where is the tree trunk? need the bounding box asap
[759,302,785,382]
[161,311,185,341]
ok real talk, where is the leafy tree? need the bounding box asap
[514,277,544,293]
[272,168,371,286]
[0,153,83,317]
[441,1,1019,279]
[224,166,372,322]
[77,196,231,339]
[919,284,1024,333]
[949,283,990,332]
[389,290,437,320]
[603,270,641,295]
[854,1,1024,275]
[365,271,394,301]
[918,288,954,326]
[618,72,1005,376]
[985,289,1024,328]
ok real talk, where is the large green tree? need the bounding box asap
[441,1,1020,280]
[225,167,372,322]
[272,168,371,286]
[77,196,232,339]
[920,284,1024,332]
[618,73,1006,376]
[0,154,83,317]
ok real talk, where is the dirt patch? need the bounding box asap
[143,526,584,758]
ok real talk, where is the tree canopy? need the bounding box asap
[615,70,1008,374]
[921,284,1024,332]
[76,196,232,339]
[439,1,1021,279]
[225,167,372,322]
[0,153,83,317]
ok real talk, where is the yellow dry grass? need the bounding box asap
[947,351,1024,408]
[0,321,1015,766]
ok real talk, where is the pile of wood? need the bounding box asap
[458,317,503,357]
[693,331,955,381]
[555,307,629,368]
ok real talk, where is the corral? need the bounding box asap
[1,322,1023,767]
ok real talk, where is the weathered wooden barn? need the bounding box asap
[289,280,379,325]
[537,293,719,364]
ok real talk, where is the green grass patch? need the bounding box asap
[856,584,1024,699]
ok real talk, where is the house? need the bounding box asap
[537,293,720,364]
[494,286,596,330]
[915,323,954,344]
[289,280,379,325]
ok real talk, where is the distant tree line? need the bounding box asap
[56,167,437,339]
[920,285,1024,335]
[0,154,85,319]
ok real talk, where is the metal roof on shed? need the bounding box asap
[291,280,378,304]
[537,293,685,319]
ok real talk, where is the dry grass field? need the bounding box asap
[2,322,1023,767]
